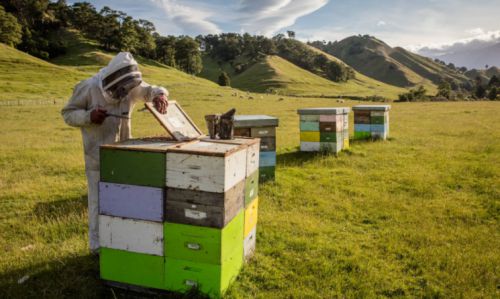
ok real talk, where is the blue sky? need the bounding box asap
[68,0,500,53]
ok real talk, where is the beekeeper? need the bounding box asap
[61,52,168,253]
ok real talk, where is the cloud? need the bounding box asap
[150,0,327,36]
[236,0,329,36]
[416,28,500,57]
[376,20,386,27]
[153,0,221,34]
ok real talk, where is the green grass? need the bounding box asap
[0,99,499,298]
[0,39,499,298]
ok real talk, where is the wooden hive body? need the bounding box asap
[353,105,391,140]
[297,107,350,153]
[234,115,279,182]
[99,103,261,298]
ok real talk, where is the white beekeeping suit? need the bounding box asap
[61,52,168,253]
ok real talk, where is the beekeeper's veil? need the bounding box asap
[97,52,142,104]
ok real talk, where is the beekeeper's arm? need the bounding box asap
[61,80,107,126]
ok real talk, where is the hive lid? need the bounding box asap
[167,140,246,157]
[352,105,391,111]
[297,107,350,115]
[101,137,182,152]
[234,115,279,128]
[145,101,204,141]
[199,136,260,147]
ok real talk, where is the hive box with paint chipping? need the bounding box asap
[199,137,260,207]
[166,138,260,227]
[352,105,391,140]
[234,115,279,182]
[297,107,350,153]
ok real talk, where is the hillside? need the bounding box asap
[200,53,405,99]
[0,43,90,101]
[312,35,470,89]
[0,31,221,102]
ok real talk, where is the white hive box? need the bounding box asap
[166,140,248,193]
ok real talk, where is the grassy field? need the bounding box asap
[0,98,499,298]
[0,41,499,298]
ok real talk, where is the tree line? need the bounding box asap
[397,75,499,102]
[0,0,202,74]
[198,32,355,83]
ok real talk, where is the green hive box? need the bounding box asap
[259,166,275,181]
[164,211,244,264]
[244,170,259,206]
[100,138,180,187]
[164,248,243,298]
[100,248,165,289]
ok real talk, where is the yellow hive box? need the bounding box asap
[300,131,320,142]
[343,137,349,149]
[244,197,258,237]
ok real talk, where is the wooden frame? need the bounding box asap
[145,101,204,141]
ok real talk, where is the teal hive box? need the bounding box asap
[234,115,279,182]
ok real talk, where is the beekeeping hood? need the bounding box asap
[97,52,143,104]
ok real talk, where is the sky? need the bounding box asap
[68,0,500,55]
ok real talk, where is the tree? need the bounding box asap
[475,85,486,99]
[397,86,428,102]
[175,36,202,74]
[488,75,499,88]
[0,5,22,46]
[135,19,156,58]
[436,80,452,99]
[155,34,176,67]
[287,30,295,39]
[218,71,230,86]
[488,87,498,100]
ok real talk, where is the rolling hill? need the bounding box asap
[312,35,471,89]
[199,53,406,99]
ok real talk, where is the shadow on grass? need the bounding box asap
[32,196,87,222]
[277,147,337,167]
[0,253,212,299]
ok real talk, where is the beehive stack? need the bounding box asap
[297,107,351,153]
[233,115,279,182]
[99,138,179,291]
[352,105,391,140]
[164,139,259,297]
[98,102,260,298]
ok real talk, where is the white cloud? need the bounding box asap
[237,0,329,36]
[416,28,500,57]
[376,20,386,27]
[153,0,221,34]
